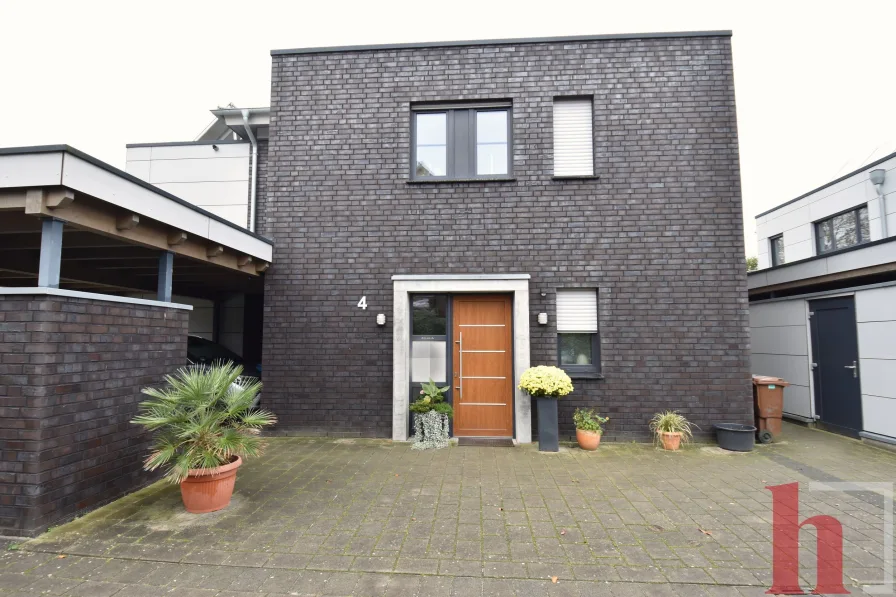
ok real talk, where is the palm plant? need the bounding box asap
[132,363,276,483]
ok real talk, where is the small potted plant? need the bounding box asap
[649,411,695,451]
[573,408,608,451]
[518,366,574,452]
[409,379,453,450]
[132,363,276,513]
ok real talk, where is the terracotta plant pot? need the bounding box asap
[659,431,682,451]
[576,429,601,451]
[180,456,242,513]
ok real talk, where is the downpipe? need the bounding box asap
[242,109,258,233]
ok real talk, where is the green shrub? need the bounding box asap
[573,408,608,433]
[410,379,453,419]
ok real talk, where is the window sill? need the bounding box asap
[552,175,600,181]
[407,177,516,184]
[568,373,605,380]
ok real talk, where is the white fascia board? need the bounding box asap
[0,150,272,264]
[64,154,274,263]
[0,152,64,187]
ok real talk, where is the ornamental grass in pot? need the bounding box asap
[132,363,276,513]
[409,379,453,450]
[518,366,574,452]
[648,411,695,451]
[573,408,608,451]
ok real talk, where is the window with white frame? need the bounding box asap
[556,289,601,377]
[553,97,594,177]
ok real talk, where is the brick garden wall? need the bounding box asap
[263,34,752,440]
[0,293,188,536]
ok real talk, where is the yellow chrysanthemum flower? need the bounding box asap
[517,366,574,398]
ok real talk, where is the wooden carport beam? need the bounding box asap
[0,188,75,212]
[116,213,140,231]
[167,231,188,246]
[21,192,260,276]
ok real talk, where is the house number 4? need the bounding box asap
[357,296,368,310]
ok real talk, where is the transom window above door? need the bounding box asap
[411,102,512,180]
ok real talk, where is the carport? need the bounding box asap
[0,145,273,536]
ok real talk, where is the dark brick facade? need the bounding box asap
[0,293,188,536]
[263,33,752,441]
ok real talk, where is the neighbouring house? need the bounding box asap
[0,30,751,535]
[748,150,896,445]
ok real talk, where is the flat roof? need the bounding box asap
[0,144,272,247]
[755,148,896,219]
[272,30,733,56]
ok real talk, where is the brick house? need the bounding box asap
[259,31,752,442]
[1,30,750,534]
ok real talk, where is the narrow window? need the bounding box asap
[414,113,447,177]
[476,110,508,176]
[410,295,448,383]
[770,234,785,266]
[814,205,870,255]
[556,289,601,377]
[553,97,594,177]
[411,103,511,180]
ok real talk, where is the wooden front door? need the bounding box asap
[452,294,513,437]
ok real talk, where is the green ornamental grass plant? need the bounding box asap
[648,411,696,445]
[132,363,276,483]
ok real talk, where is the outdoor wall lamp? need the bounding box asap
[870,169,888,237]
[538,313,548,325]
[376,313,386,326]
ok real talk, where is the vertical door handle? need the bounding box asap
[454,332,463,399]
[844,361,857,378]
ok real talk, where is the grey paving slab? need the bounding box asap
[2,423,895,596]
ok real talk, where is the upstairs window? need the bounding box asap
[770,234,785,266]
[556,289,601,377]
[411,102,511,180]
[815,205,870,255]
[553,97,594,177]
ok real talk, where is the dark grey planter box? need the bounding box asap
[536,397,559,452]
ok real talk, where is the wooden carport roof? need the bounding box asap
[0,145,272,299]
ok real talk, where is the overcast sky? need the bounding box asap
[2,0,895,254]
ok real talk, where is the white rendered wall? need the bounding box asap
[855,286,896,439]
[756,155,896,269]
[131,293,214,339]
[749,300,813,419]
[125,143,250,228]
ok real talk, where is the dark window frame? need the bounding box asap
[769,234,785,266]
[555,287,603,379]
[408,294,453,437]
[410,101,513,181]
[557,332,602,378]
[814,204,870,255]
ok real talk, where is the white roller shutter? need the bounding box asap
[553,98,594,177]
[556,289,598,332]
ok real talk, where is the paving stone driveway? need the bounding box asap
[3,423,896,596]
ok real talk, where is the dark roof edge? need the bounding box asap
[756,148,896,219]
[271,30,733,56]
[126,139,247,149]
[0,145,273,247]
[746,235,896,277]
